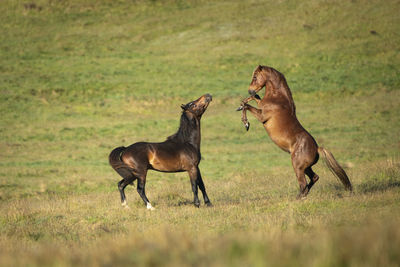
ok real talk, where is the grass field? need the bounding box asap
[1,0,400,266]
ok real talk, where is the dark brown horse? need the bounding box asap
[109,94,213,209]
[237,65,352,198]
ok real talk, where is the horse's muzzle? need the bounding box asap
[205,94,212,102]
[248,89,256,96]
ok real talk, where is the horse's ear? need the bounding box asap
[257,65,263,70]
[181,104,186,110]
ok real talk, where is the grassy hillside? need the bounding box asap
[0,0,399,266]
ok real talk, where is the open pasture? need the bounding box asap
[1,0,399,266]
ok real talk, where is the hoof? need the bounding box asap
[245,122,250,131]
[121,200,130,209]
[254,94,261,100]
[206,202,213,207]
[194,202,200,208]
[297,195,307,200]
[236,106,243,111]
[296,192,308,200]
[146,202,155,211]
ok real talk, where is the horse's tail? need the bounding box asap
[109,146,128,170]
[318,147,352,191]
[109,146,137,182]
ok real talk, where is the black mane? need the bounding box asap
[167,111,199,147]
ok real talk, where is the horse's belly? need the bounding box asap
[148,152,183,172]
[264,121,292,153]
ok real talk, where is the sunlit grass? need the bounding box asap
[0,0,399,266]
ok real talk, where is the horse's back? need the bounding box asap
[148,141,200,172]
[122,140,198,172]
[120,142,151,170]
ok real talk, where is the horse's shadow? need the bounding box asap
[324,179,400,196]
[357,179,400,194]
[174,199,194,207]
[358,164,400,194]
[326,166,400,195]
[162,193,194,207]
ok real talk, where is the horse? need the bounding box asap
[237,65,352,198]
[109,94,213,209]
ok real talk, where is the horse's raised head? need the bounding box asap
[248,65,269,96]
[247,65,295,114]
[181,94,212,118]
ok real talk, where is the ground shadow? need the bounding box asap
[162,193,194,207]
[357,179,400,194]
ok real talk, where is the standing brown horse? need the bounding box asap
[109,94,213,209]
[237,65,352,198]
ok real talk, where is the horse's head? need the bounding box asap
[249,65,284,93]
[248,65,269,96]
[248,65,296,114]
[181,94,212,119]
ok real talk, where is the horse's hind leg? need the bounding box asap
[291,154,309,199]
[136,171,154,210]
[116,168,137,208]
[305,166,319,192]
[294,168,309,199]
[118,179,130,208]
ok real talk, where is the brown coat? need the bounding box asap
[239,66,352,198]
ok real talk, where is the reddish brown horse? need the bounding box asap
[237,65,352,198]
[109,94,213,209]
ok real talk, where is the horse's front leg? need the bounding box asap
[195,167,212,207]
[236,94,261,111]
[241,108,250,131]
[236,95,262,131]
[245,104,264,121]
[238,103,264,131]
[188,167,200,207]
[236,94,261,131]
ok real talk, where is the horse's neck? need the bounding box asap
[262,84,275,99]
[262,84,296,115]
[190,121,201,151]
[176,117,201,151]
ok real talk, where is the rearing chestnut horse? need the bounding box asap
[109,94,213,209]
[237,65,352,198]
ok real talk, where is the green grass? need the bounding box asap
[1,0,400,266]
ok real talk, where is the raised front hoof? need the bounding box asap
[205,201,213,207]
[254,94,261,100]
[244,122,250,131]
[236,106,244,111]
